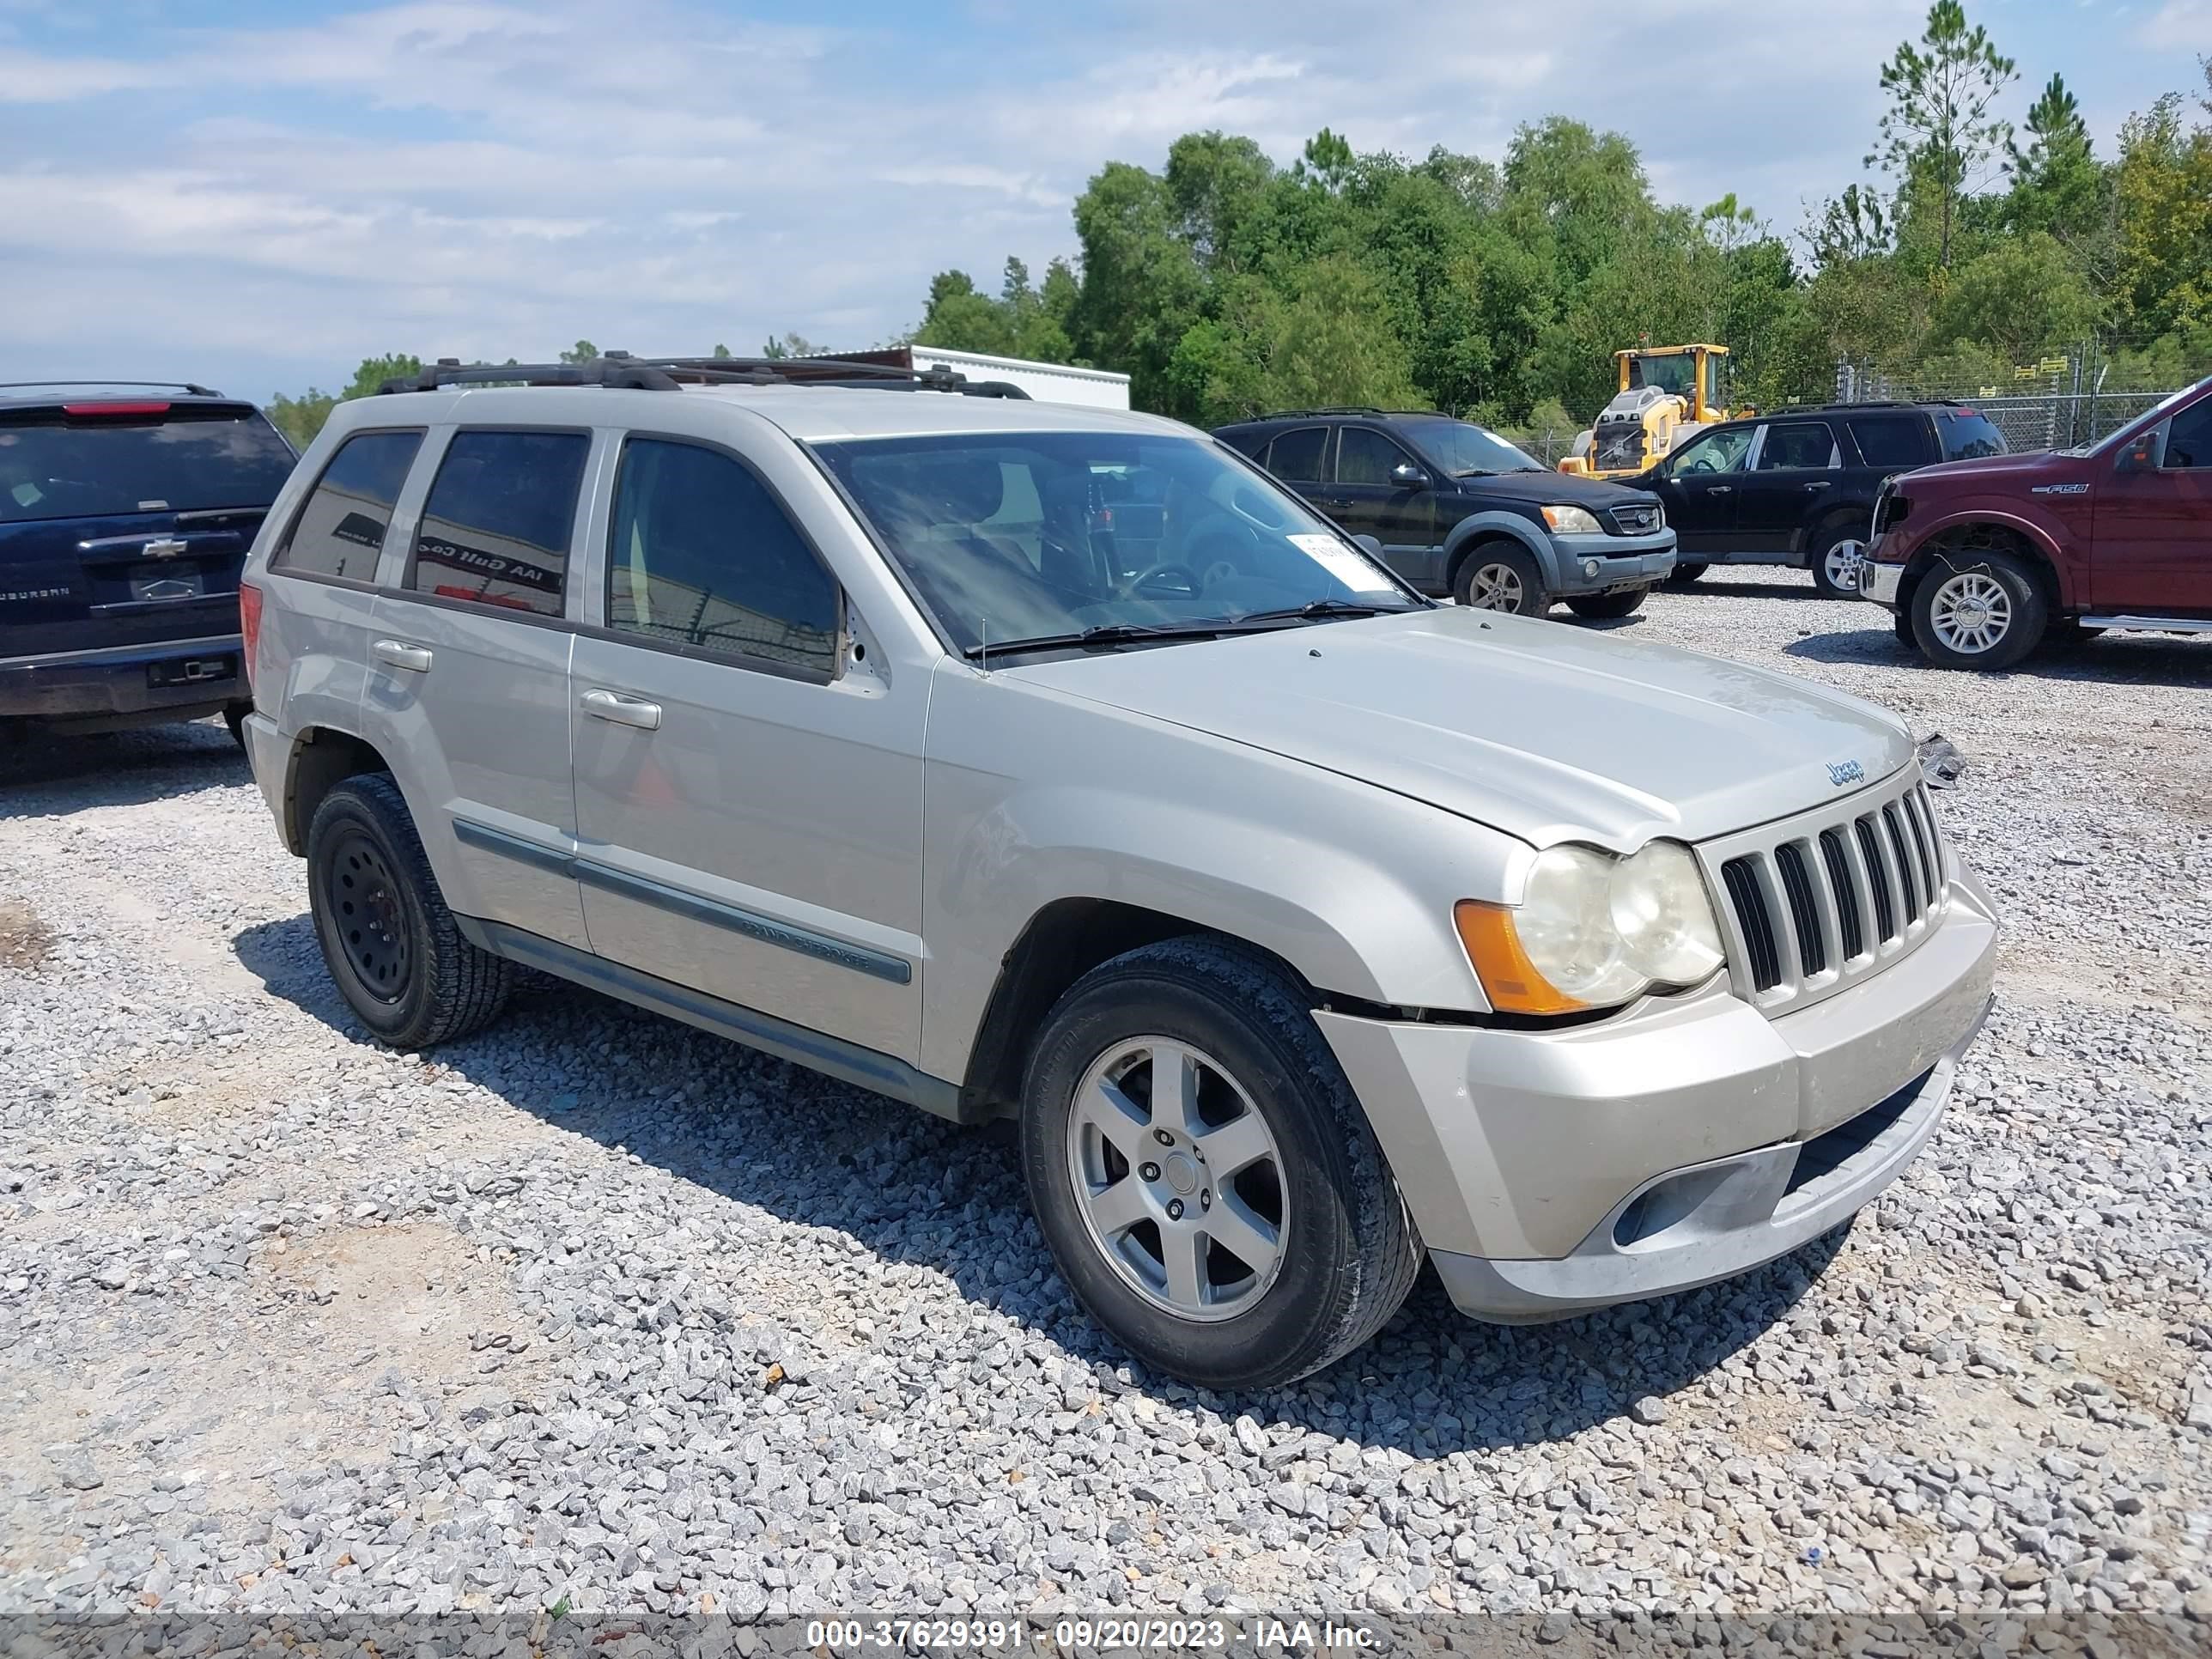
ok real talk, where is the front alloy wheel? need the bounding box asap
[1909,546,2045,671]
[1066,1037,1286,1320]
[1926,571,2013,656]
[1019,937,1420,1390]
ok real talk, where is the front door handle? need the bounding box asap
[1705,485,1733,495]
[1804,480,1832,491]
[372,639,433,673]
[580,688,663,731]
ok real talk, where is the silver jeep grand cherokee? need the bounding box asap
[239,356,1997,1390]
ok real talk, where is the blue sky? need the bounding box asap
[2,1,2203,404]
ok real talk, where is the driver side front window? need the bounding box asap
[1667,427,1753,477]
[2162,404,2212,470]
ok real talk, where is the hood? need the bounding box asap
[1899,451,2068,489]
[1007,607,1915,850]
[1443,469,1656,508]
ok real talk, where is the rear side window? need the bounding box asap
[1936,410,2008,460]
[1266,426,1328,482]
[0,404,296,525]
[1845,415,1937,468]
[276,429,423,581]
[406,430,589,617]
[1217,429,1268,461]
[1756,422,1838,471]
[607,438,839,675]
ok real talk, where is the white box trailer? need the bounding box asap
[799,344,1131,410]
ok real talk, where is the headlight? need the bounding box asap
[1540,504,1604,535]
[1455,841,1726,1015]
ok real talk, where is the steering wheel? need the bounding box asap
[1121,561,1203,599]
[1200,559,1239,589]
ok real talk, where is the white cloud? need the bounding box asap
[0,0,2157,397]
[2139,0,2212,45]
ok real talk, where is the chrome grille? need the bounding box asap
[1705,775,1949,1012]
[1609,503,1662,535]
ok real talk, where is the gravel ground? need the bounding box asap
[0,568,2207,1631]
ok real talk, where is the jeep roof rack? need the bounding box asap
[376,353,1030,399]
[0,380,223,398]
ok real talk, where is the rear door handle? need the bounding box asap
[1804,481,1832,491]
[372,639,433,673]
[580,688,663,731]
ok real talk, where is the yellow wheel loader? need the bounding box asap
[1558,344,1737,477]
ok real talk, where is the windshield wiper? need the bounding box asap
[962,621,1230,660]
[1453,467,1500,477]
[1233,598,1410,624]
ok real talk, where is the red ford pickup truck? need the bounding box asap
[1857,374,2212,669]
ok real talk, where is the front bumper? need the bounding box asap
[1547,529,1676,596]
[1316,868,1998,1322]
[1858,560,1905,608]
[0,632,245,728]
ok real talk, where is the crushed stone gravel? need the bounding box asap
[0,568,2205,1628]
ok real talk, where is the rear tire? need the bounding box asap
[223,702,250,751]
[1452,543,1548,617]
[1664,562,1709,586]
[1911,548,2046,671]
[307,773,513,1048]
[1809,522,1868,599]
[1019,937,1420,1391]
[1565,586,1647,620]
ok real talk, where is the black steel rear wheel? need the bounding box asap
[307,774,513,1048]
[321,827,411,1003]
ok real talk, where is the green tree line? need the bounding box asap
[911,3,2212,426]
[266,3,2210,446]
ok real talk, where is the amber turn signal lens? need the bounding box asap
[1453,900,1586,1017]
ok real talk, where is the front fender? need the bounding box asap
[1442,511,1559,590]
[916,663,1520,1085]
[1897,505,2079,602]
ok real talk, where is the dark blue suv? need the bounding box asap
[0,383,296,740]
[1213,409,1674,617]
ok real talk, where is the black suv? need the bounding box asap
[0,383,296,741]
[1632,402,2008,599]
[1214,410,1675,617]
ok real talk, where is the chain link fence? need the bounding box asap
[1832,345,2188,453]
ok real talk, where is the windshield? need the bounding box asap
[0,405,295,523]
[814,431,1423,655]
[1391,416,1544,476]
[1627,354,1697,398]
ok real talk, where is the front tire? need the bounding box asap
[1020,938,1419,1391]
[1452,543,1547,616]
[1664,561,1709,586]
[1809,522,1868,599]
[1565,586,1647,620]
[307,774,514,1048]
[1911,549,2046,671]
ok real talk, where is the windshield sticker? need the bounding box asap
[1288,533,1397,594]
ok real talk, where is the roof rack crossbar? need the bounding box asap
[0,380,222,397]
[375,355,1032,399]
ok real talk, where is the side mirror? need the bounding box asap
[1389,463,1429,489]
[1352,533,1383,557]
[2116,430,2161,473]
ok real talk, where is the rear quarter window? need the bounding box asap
[274,429,424,582]
[0,404,296,523]
[1936,411,2008,460]
[1844,414,1937,468]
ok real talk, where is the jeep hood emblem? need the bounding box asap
[1828,759,1865,787]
